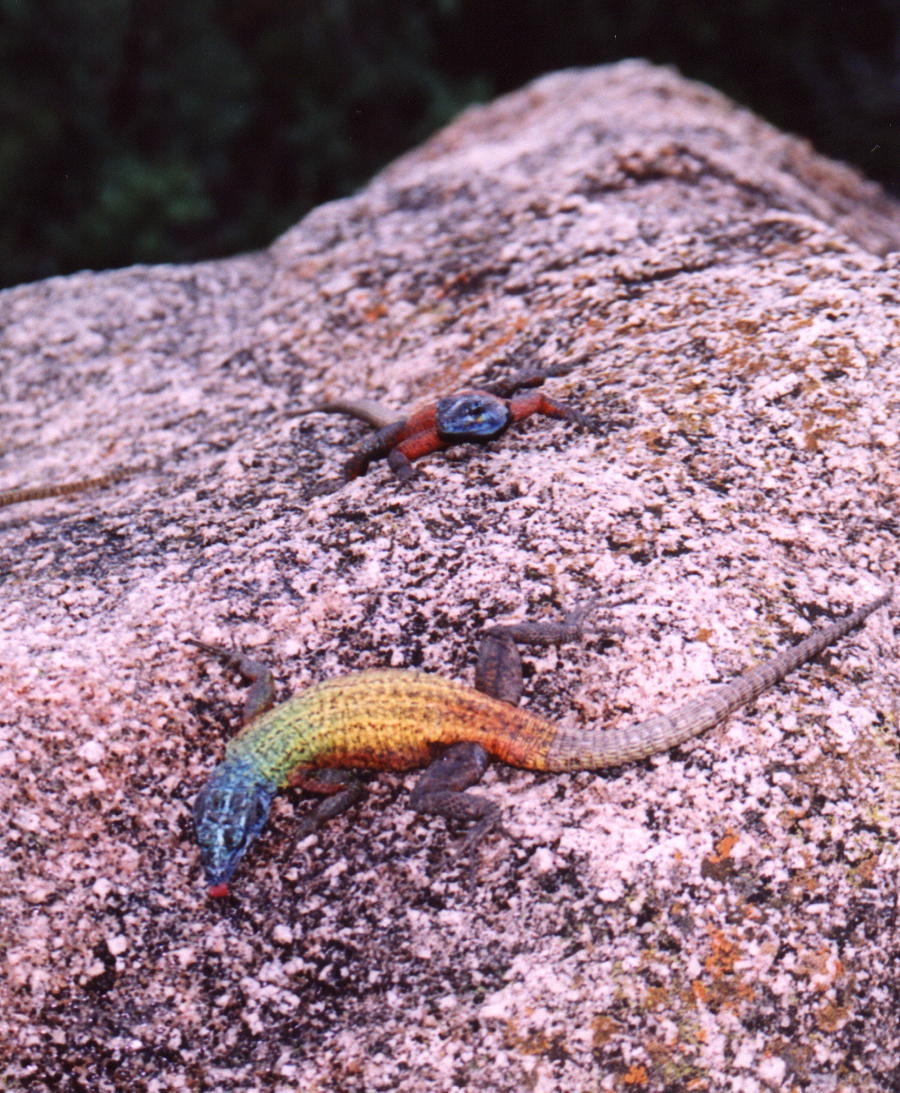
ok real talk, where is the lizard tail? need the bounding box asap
[0,466,139,507]
[541,591,891,772]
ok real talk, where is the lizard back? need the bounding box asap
[224,668,560,785]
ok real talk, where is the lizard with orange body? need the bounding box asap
[299,369,598,482]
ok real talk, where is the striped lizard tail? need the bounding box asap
[541,591,891,771]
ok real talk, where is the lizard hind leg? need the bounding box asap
[412,602,601,860]
[475,600,600,705]
[410,742,501,853]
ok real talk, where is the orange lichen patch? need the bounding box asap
[701,830,741,882]
[691,979,710,1006]
[362,303,389,322]
[502,1023,564,1057]
[703,928,740,979]
[706,830,740,866]
[797,946,843,992]
[643,985,671,1011]
[591,1014,621,1048]
[815,1003,852,1033]
[623,1064,649,1085]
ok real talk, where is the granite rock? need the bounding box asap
[2,61,899,1092]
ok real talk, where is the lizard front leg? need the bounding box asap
[386,430,452,481]
[289,768,367,834]
[507,389,594,430]
[187,639,277,724]
[480,364,578,399]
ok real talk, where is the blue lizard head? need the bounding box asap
[193,759,277,897]
[435,392,510,441]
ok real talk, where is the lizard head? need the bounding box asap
[435,392,510,441]
[193,760,277,898]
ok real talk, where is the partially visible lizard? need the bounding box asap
[190,589,890,897]
[0,466,138,508]
[296,369,600,483]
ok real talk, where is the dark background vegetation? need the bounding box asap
[2,0,898,289]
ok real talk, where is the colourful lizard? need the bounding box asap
[297,369,599,482]
[190,590,890,897]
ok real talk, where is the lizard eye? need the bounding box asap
[222,823,244,851]
[223,783,273,850]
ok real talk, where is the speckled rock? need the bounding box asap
[1,61,899,1093]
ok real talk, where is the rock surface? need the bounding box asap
[2,60,899,1092]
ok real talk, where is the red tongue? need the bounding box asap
[207,883,230,899]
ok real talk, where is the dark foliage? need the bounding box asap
[1,0,897,288]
